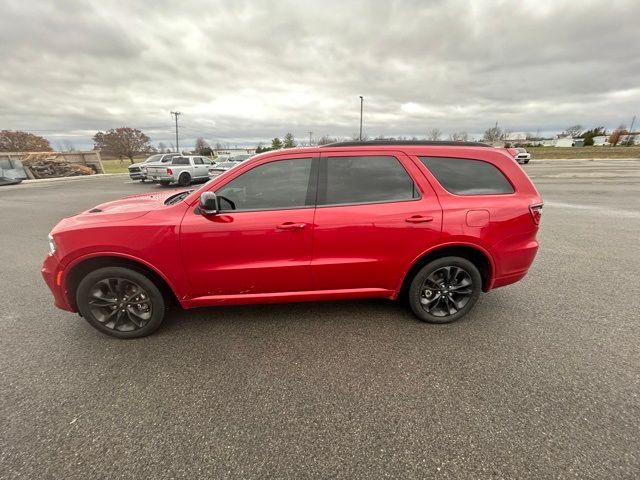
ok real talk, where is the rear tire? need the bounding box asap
[408,256,481,324]
[76,267,166,338]
[178,172,191,186]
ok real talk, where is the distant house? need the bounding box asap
[592,136,609,146]
[554,137,574,147]
[618,133,640,145]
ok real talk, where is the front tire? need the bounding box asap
[408,257,481,324]
[76,267,166,338]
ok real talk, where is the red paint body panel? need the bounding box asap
[42,145,542,313]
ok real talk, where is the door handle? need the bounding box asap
[405,215,434,224]
[276,222,307,230]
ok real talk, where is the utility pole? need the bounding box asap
[628,115,636,146]
[309,131,313,146]
[170,111,181,152]
[359,96,364,141]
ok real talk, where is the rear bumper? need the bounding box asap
[487,237,539,290]
[41,254,74,312]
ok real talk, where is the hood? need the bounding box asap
[56,191,180,228]
[128,161,146,169]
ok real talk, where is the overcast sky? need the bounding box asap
[1,0,639,149]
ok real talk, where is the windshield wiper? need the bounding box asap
[164,190,194,205]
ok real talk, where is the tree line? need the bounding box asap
[1,122,636,162]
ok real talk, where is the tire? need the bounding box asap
[159,180,171,187]
[178,172,191,186]
[408,256,482,324]
[76,267,166,338]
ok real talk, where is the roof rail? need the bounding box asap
[320,140,491,148]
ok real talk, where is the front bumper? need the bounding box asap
[128,172,146,180]
[41,254,74,312]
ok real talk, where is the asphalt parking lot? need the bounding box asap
[1,160,639,479]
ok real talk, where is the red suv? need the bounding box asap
[42,141,543,338]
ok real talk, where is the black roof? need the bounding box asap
[320,140,491,148]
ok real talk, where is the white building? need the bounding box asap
[554,137,574,147]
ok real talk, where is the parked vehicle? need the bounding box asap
[128,153,180,182]
[144,155,213,186]
[43,141,543,338]
[507,147,531,164]
[228,154,252,162]
[208,160,242,179]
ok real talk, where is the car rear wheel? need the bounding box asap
[76,267,166,338]
[408,256,481,324]
[178,172,191,186]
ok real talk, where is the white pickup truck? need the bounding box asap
[144,155,213,186]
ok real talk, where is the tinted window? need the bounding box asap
[161,154,179,163]
[172,157,189,165]
[194,157,204,165]
[216,158,313,211]
[419,157,514,195]
[321,156,416,205]
[145,154,163,163]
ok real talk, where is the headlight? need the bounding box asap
[48,234,57,254]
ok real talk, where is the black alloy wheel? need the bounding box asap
[76,267,166,338]
[408,256,482,324]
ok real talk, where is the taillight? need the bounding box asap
[166,168,173,175]
[529,203,543,225]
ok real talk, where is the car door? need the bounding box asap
[180,154,319,298]
[192,157,207,178]
[311,150,442,292]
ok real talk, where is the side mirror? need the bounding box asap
[199,192,218,215]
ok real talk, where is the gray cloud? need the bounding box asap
[1,0,638,148]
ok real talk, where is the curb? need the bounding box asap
[21,173,129,184]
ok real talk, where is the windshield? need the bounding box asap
[145,154,163,163]
[229,154,251,161]
[213,162,238,169]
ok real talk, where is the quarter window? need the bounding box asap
[172,157,189,165]
[216,158,313,211]
[321,156,417,205]
[419,157,514,195]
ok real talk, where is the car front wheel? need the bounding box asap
[408,256,482,324]
[76,267,166,338]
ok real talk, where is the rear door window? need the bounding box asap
[419,157,514,195]
[172,157,190,165]
[319,155,417,205]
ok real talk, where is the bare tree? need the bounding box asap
[608,125,629,146]
[194,137,210,155]
[563,125,584,138]
[62,140,75,152]
[317,135,338,145]
[483,125,505,143]
[427,128,442,141]
[450,131,469,142]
